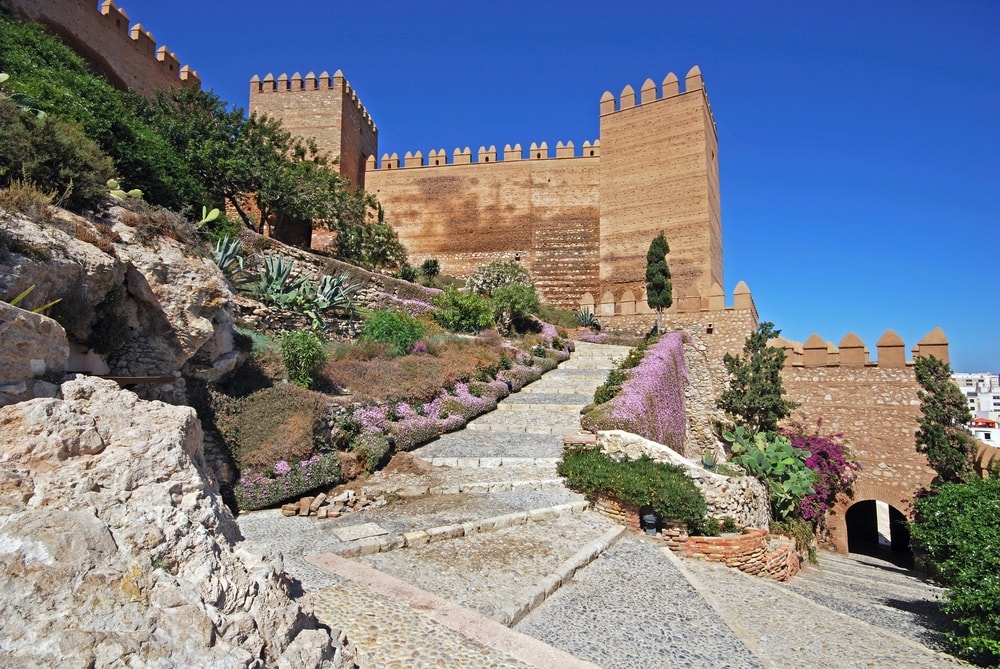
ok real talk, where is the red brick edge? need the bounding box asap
[592,495,803,581]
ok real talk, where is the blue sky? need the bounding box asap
[118,1,999,371]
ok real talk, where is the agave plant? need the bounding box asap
[314,271,359,314]
[575,307,600,331]
[255,253,308,307]
[212,234,252,287]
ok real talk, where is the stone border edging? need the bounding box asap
[307,552,601,669]
[332,501,590,558]
[495,525,627,627]
[416,456,561,468]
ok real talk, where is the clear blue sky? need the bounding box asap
[117,0,998,372]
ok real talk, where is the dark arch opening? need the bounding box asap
[845,500,913,567]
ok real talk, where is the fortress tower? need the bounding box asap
[249,70,378,189]
[358,65,721,312]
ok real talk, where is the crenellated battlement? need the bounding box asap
[368,139,600,170]
[578,280,756,320]
[599,66,715,133]
[772,327,950,369]
[249,69,377,135]
[5,0,200,95]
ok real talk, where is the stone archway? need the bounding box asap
[826,482,914,555]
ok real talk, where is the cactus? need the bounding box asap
[198,205,221,228]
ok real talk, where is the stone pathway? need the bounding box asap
[237,341,970,669]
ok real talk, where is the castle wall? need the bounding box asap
[4,0,199,96]
[776,329,949,553]
[249,70,377,189]
[598,68,722,305]
[366,150,601,307]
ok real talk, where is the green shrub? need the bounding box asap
[594,368,628,405]
[558,446,707,531]
[911,477,1000,666]
[490,282,539,335]
[361,309,425,356]
[432,286,494,333]
[724,426,817,521]
[0,97,113,212]
[279,330,327,388]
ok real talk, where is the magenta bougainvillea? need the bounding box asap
[782,421,858,524]
[581,332,690,453]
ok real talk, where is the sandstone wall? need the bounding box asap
[367,154,601,308]
[250,70,378,189]
[4,0,199,96]
[597,67,722,305]
[776,328,951,552]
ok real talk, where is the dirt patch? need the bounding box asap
[381,452,436,476]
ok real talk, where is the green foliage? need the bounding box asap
[575,308,600,330]
[278,330,327,388]
[645,231,673,332]
[718,322,796,433]
[254,253,307,307]
[420,258,440,284]
[594,369,627,405]
[724,426,816,521]
[328,194,408,270]
[0,14,198,210]
[558,446,707,531]
[351,433,391,473]
[700,517,722,536]
[721,516,739,533]
[491,282,540,336]
[432,286,494,333]
[914,356,977,484]
[910,477,1000,665]
[313,271,358,315]
[0,97,113,212]
[360,309,425,357]
[398,263,418,282]
[212,234,251,286]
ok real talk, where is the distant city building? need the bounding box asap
[953,372,1000,446]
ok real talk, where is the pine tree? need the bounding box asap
[914,355,977,484]
[645,232,673,333]
[718,322,796,433]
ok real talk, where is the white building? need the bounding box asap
[952,372,1000,424]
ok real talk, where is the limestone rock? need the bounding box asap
[0,376,356,668]
[0,205,237,387]
[0,302,69,406]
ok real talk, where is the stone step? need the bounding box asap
[815,553,944,593]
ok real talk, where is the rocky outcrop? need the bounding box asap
[0,376,356,668]
[0,204,238,402]
[0,302,68,405]
[598,430,770,531]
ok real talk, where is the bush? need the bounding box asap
[0,97,113,212]
[910,477,1000,666]
[351,433,391,473]
[490,282,539,335]
[234,453,342,511]
[215,384,329,472]
[558,446,707,531]
[724,426,817,521]
[279,330,327,388]
[360,309,425,356]
[432,286,494,333]
[782,421,857,528]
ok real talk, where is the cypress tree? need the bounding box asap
[645,232,673,333]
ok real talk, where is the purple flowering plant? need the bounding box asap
[235,453,343,511]
[581,332,690,454]
[782,420,858,525]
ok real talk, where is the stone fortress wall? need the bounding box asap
[361,67,721,311]
[2,0,200,97]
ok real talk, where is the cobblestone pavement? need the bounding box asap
[237,342,968,669]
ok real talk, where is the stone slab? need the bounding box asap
[333,522,390,542]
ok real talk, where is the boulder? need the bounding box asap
[0,376,356,668]
[0,205,237,387]
[0,302,68,406]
